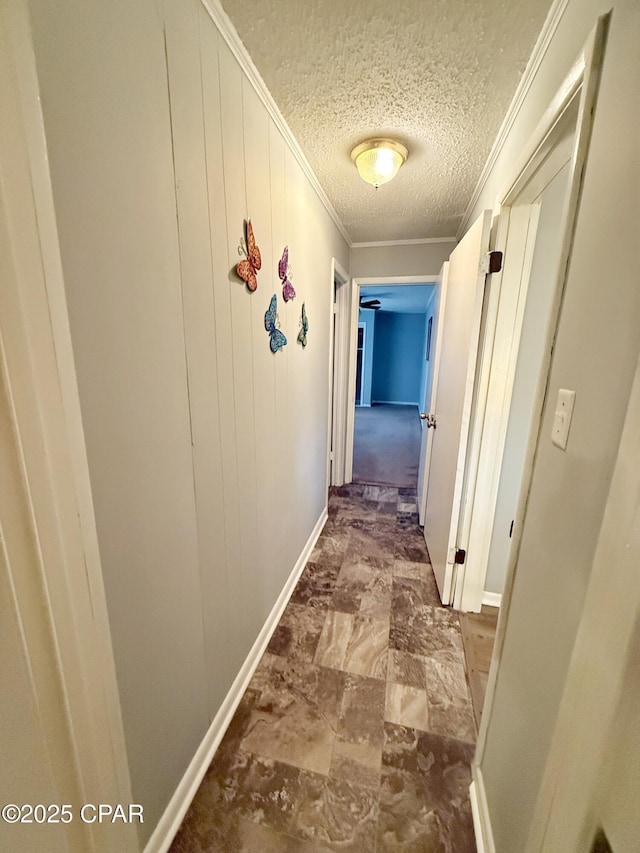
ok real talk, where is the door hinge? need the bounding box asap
[333,303,338,314]
[454,548,466,565]
[330,451,334,461]
[480,250,503,275]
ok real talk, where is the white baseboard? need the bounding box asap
[482,591,502,608]
[470,768,496,853]
[143,507,328,853]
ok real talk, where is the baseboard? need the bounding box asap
[143,507,328,853]
[470,767,496,853]
[371,400,419,407]
[482,591,502,608]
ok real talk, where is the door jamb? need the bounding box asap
[328,258,349,487]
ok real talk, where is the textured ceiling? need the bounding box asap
[220,0,553,243]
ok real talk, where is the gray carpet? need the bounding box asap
[353,403,422,488]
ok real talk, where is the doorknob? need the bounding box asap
[420,413,436,428]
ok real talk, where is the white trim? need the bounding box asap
[345,281,361,483]
[481,591,502,608]
[351,237,457,249]
[458,0,571,239]
[329,259,350,487]
[470,770,496,853]
[199,0,351,247]
[144,507,328,853]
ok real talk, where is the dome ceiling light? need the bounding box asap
[350,138,409,188]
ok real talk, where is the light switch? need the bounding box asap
[551,388,576,450]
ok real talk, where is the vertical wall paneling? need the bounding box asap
[27,0,350,840]
[198,14,243,681]
[269,120,290,599]
[26,0,209,838]
[283,149,300,567]
[218,39,261,655]
[163,0,230,714]
[289,154,322,554]
[242,76,278,616]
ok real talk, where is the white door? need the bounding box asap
[417,264,448,525]
[422,210,492,604]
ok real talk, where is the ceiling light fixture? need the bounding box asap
[351,138,408,188]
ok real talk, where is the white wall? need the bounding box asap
[597,617,640,852]
[26,0,349,843]
[470,0,640,850]
[350,241,453,278]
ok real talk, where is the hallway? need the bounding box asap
[170,484,476,852]
[352,405,422,489]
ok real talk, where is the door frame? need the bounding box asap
[453,15,607,614]
[328,258,349,487]
[0,4,135,849]
[342,275,439,484]
[470,14,610,850]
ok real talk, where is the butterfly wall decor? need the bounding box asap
[265,294,287,353]
[236,219,261,291]
[278,246,296,302]
[297,302,308,348]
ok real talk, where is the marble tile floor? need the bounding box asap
[170,484,477,852]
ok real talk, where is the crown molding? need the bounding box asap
[199,0,352,247]
[457,0,571,239]
[351,237,457,249]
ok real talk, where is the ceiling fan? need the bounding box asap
[359,296,381,310]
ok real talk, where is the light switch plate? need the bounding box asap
[551,388,576,450]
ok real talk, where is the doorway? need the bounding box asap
[349,282,436,488]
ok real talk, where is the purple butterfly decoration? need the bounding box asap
[279,246,296,302]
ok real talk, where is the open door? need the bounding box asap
[417,264,448,525]
[422,210,492,604]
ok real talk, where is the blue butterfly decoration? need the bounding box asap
[264,294,287,353]
[298,302,308,347]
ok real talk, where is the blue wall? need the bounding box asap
[372,312,426,405]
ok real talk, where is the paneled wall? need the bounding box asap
[27,0,349,842]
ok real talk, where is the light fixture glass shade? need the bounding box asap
[351,139,408,188]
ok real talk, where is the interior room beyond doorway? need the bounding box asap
[352,284,434,489]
